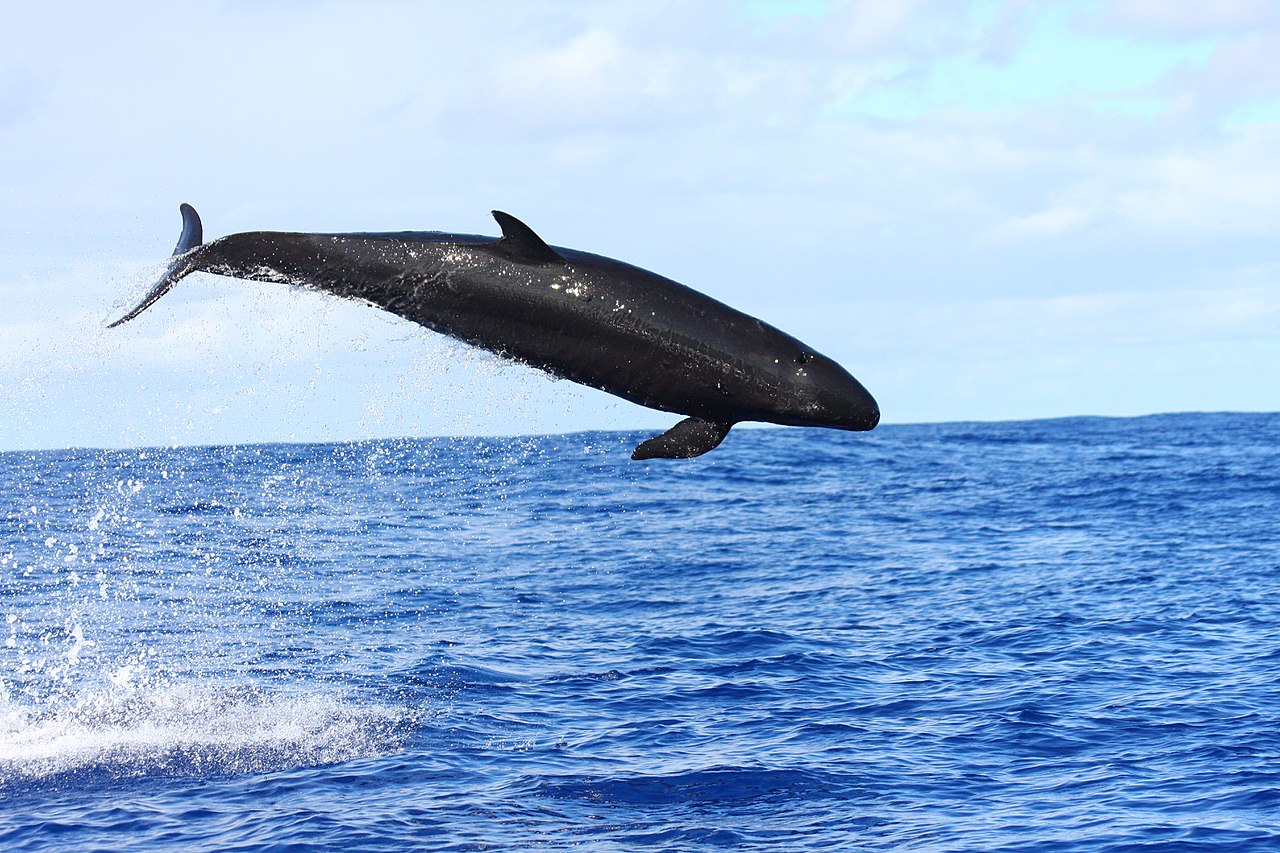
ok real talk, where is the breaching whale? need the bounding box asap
[110,205,879,459]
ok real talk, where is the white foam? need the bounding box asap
[0,680,412,782]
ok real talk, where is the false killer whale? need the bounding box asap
[109,205,879,459]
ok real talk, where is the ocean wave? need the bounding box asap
[531,765,852,806]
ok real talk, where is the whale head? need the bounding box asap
[768,348,880,432]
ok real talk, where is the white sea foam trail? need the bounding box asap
[0,681,412,782]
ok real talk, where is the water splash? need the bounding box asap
[1,680,412,784]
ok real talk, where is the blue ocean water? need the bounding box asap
[2,412,1278,851]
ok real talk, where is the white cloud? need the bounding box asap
[448,28,710,138]
[1099,0,1280,36]
[1109,124,1280,233]
[986,205,1096,241]
[829,0,929,55]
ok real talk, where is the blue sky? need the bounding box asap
[2,0,1277,451]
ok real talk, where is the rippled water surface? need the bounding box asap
[2,414,1278,850]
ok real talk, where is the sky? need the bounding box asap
[1,0,1277,452]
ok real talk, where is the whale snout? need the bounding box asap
[827,381,879,431]
[846,394,880,431]
[806,356,879,432]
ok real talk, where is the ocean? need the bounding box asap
[2,412,1278,851]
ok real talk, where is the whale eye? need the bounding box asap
[795,352,812,365]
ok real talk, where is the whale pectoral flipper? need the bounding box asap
[107,203,205,328]
[632,418,734,460]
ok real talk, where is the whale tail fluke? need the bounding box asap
[108,204,205,328]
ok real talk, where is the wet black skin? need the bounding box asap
[110,206,879,459]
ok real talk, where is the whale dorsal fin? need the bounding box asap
[491,211,565,265]
[632,418,734,460]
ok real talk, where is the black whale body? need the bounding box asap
[110,205,879,459]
